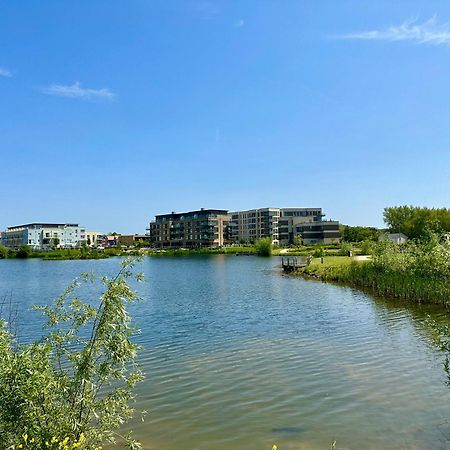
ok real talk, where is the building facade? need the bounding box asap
[1,223,86,250]
[118,234,152,247]
[85,231,105,248]
[293,220,340,245]
[228,207,337,245]
[228,208,281,244]
[149,209,229,248]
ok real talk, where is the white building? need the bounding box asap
[0,223,87,250]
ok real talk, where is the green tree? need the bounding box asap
[340,225,381,242]
[383,205,450,239]
[0,259,144,449]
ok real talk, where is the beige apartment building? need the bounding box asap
[228,208,281,244]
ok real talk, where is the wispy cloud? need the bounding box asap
[234,18,245,28]
[42,82,115,100]
[336,16,450,46]
[0,67,12,77]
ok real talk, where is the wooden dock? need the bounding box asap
[281,256,311,272]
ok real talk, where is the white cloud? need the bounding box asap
[234,19,245,28]
[0,67,12,77]
[42,82,115,100]
[336,16,450,46]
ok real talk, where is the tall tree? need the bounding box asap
[383,206,450,239]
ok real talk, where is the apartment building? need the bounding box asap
[1,223,86,250]
[228,208,281,244]
[85,231,104,248]
[229,207,340,245]
[149,208,229,248]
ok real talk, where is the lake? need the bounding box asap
[1,256,449,449]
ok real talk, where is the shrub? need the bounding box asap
[15,245,31,259]
[337,242,353,256]
[0,245,8,259]
[255,238,273,256]
[0,259,144,450]
[360,240,374,255]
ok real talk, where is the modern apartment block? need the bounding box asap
[229,207,340,245]
[149,208,229,248]
[228,208,281,244]
[0,223,87,250]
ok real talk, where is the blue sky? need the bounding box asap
[1,1,449,232]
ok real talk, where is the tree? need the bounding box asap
[383,206,450,239]
[340,225,381,242]
[294,234,303,248]
[0,258,144,449]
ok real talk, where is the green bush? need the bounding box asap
[360,240,374,255]
[255,238,273,256]
[337,242,353,256]
[0,245,8,259]
[0,259,144,449]
[15,245,31,259]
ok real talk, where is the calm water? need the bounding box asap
[1,256,450,450]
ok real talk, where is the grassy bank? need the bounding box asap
[146,246,257,257]
[0,245,122,260]
[299,235,450,306]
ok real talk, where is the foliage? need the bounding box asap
[302,233,450,305]
[0,259,144,450]
[313,246,325,258]
[255,238,273,256]
[337,242,353,256]
[16,245,31,259]
[383,205,450,239]
[0,245,9,259]
[360,240,374,256]
[340,225,381,242]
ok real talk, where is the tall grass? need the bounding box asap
[304,233,450,306]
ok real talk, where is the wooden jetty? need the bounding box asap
[281,256,311,272]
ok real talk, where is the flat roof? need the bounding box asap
[7,223,79,230]
[155,209,228,221]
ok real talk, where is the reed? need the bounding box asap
[302,233,450,306]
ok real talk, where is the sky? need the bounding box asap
[1,0,449,233]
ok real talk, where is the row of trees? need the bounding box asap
[340,206,449,243]
[383,205,450,239]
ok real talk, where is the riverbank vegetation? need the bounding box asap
[0,245,124,260]
[0,259,144,450]
[300,232,450,306]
